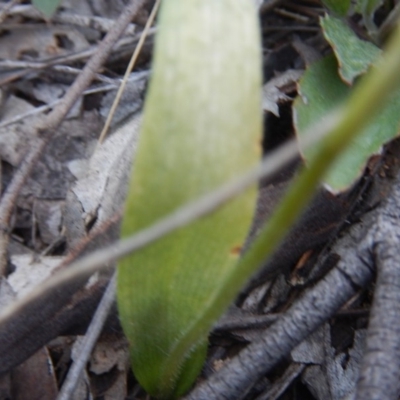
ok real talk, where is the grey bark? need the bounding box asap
[185,142,400,400]
[184,208,376,400]
[355,171,400,400]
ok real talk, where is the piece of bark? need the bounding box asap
[355,210,400,399]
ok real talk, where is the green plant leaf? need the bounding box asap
[32,0,61,17]
[117,0,262,398]
[294,54,400,192]
[321,0,351,16]
[320,14,381,84]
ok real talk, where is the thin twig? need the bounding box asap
[0,214,121,374]
[56,3,158,392]
[0,111,340,330]
[259,0,284,13]
[53,11,138,35]
[355,242,400,400]
[0,139,46,275]
[378,1,400,43]
[98,0,160,144]
[184,209,377,400]
[0,0,147,275]
[355,183,400,400]
[45,65,115,84]
[185,149,400,400]
[57,274,117,400]
[0,36,141,71]
[0,71,149,129]
[0,4,138,34]
[0,0,20,24]
[213,313,278,332]
[254,363,306,400]
[0,30,153,86]
[37,0,147,132]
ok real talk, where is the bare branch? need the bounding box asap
[184,205,376,400]
[185,144,400,400]
[355,176,400,400]
[57,274,117,400]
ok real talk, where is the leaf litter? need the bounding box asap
[0,1,399,399]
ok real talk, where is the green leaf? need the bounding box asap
[321,0,351,16]
[117,0,262,398]
[293,54,400,192]
[321,14,381,84]
[32,0,61,17]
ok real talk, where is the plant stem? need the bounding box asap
[228,20,400,296]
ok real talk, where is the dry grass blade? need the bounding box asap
[98,0,161,144]
[56,274,117,400]
[0,110,339,335]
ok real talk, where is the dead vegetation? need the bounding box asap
[0,1,399,399]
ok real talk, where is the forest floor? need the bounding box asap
[0,1,399,399]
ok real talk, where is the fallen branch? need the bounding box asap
[183,217,375,399]
[184,143,400,400]
[355,179,400,400]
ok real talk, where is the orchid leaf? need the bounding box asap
[321,14,381,84]
[117,0,262,398]
[294,54,400,192]
[32,0,61,17]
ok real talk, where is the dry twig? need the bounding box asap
[0,0,147,274]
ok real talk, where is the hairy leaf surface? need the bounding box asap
[117,0,261,398]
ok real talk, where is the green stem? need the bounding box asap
[236,20,400,285]
[163,22,400,381]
